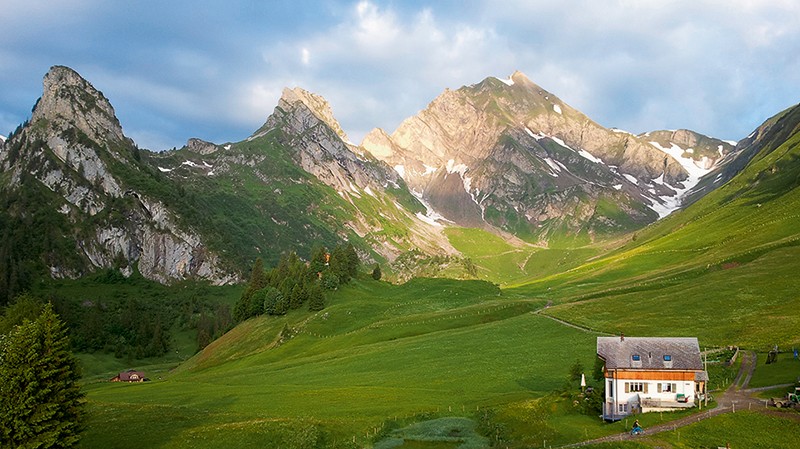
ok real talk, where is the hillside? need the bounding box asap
[0,67,460,303]
[512,102,800,349]
[64,97,800,449]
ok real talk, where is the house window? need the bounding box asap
[663,355,672,361]
[632,354,641,361]
[626,382,644,392]
[608,380,614,397]
[658,383,678,393]
[618,403,628,413]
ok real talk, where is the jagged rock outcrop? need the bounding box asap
[362,71,715,239]
[0,66,234,284]
[186,138,219,155]
[253,87,405,195]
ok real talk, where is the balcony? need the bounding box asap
[640,397,695,410]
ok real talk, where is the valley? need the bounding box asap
[2,65,800,448]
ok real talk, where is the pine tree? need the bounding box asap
[0,303,84,448]
[371,263,382,281]
[344,243,360,278]
[329,245,350,283]
[248,258,268,291]
[307,283,326,312]
[234,258,268,322]
[289,284,304,309]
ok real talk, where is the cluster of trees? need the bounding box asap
[2,270,235,359]
[0,303,84,447]
[234,243,360,322]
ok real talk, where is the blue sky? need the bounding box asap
[2,0,799,150]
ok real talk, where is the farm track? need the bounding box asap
[558,350,800,447]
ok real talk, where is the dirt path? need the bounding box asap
[558,350,797,447]
[534,304,613,336]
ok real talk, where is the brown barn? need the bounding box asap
[110,369,147,382]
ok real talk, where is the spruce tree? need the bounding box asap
[371,263,382,281]
[307,283,326,312]
[0,303,84,448]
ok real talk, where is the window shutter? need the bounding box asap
[672,383,677,393]
[625,382,630,393]
[657,383,662,393]
[644,383,649,394]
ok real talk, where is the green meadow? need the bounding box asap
[69,117,800,447]
[80,278,605,448]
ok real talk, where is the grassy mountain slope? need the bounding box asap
[77,102,800,448]
[510,103,800,349]
[82,278,606,448]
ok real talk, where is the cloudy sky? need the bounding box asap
[2,0,799,150]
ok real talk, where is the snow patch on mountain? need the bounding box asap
[611,128,634,135]
[553,104,562,115]
[158,167,173,173]
[578,149,603,164]
[423,164,437,175]
[410,189,450,227]
[498,76,515,86]
[394,164,405,178]
[543,157,562,175]
[0,135,6,143]
[647,141,715,218]
[623,174,639,185]
[649,141,711,180]
[445,159,468,176]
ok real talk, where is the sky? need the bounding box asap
[2,0,799,150]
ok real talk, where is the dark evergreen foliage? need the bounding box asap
[0,303,84,448]
[371,263,382,281]
[233,243,360,322]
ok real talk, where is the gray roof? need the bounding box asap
[597,336,703,371]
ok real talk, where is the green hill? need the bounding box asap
[511,103,800,349]
[81,278,608,448]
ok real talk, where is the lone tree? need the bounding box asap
[0,303,84,448]
[371,263,382,281]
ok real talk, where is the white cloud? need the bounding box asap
[252,1,517,142]
[2,0,799,150]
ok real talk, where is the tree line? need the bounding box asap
[234,243,360,322]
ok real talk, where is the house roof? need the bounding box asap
[117,370,145,381]
[597,336,703,371]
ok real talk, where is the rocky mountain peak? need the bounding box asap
[31,65,126,144]
[278,87,349,142]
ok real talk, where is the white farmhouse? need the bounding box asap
[597,336,708,421]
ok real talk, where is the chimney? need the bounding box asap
[620,333,624,341]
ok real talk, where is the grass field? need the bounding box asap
[68,112,800,447]
[583,411,800,448]
[80,277,611,448]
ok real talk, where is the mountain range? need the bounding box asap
[0,65,789,298]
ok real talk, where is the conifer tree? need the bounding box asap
[234,258,268,322]
[289,284,304,309]
[329,245,350,283]
[307,282,326,312]
[0,303,84,448]
[371,263,382,281]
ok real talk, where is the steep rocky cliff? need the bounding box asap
[362,71,728,241]
[0,66,235,287]
[146,86,456,269]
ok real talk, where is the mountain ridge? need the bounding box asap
[0,65,757,296]
[361,71,737,242]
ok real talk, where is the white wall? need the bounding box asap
[605,376,695,415]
